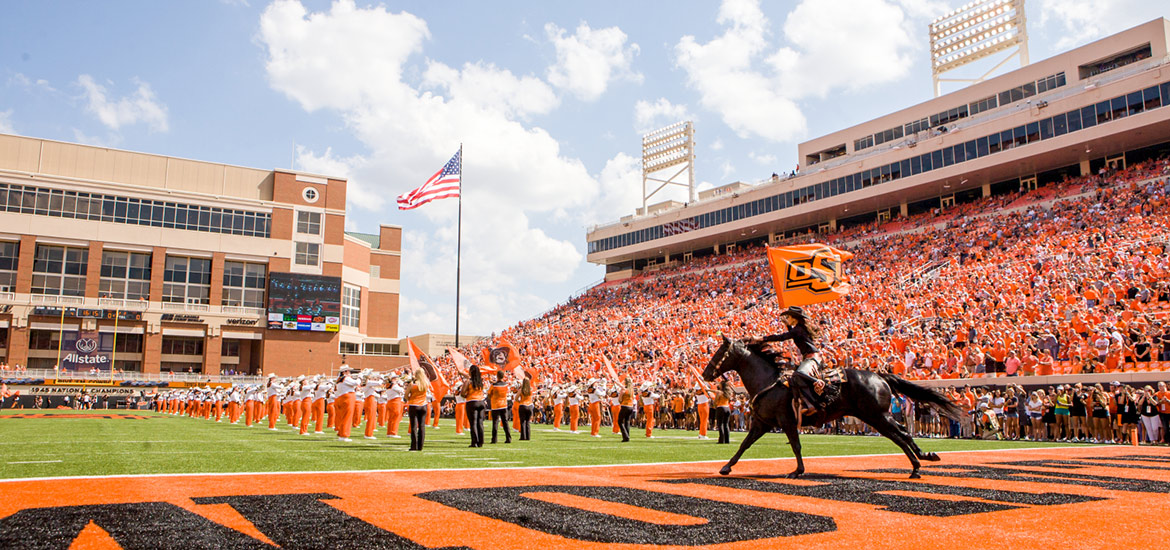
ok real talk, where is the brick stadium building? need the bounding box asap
[0,134,407,377]
[588,19,1170,279]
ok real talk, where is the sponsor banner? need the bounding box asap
[30,307,143,321]
[49,330,114,372]
[0,447,1166,549]
[13,386,141,396]
[166,381,232,389]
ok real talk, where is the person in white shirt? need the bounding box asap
[298,378,316,435]
[333,366,361,441]
[385,375,405,438]
[641,382,659,438]
[587,379,605,437]
[360,372,381,439]
[265,374,284,430]
[312,377,330,434]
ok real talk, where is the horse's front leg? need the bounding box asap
[720,417,768,475]
[781,419,805,478]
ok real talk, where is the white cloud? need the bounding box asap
[0,110,14,134]
[1036,0,1157,50]
[424,60,558,120]
[294,147,386,213]
[545,22,641,102]
[675,0,924,143]
[634,98,692,134]
[259,0,601,335]
[749,151,777,165]
[583,152,644,225]
[76,75,169,133]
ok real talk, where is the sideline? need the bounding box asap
[0,444,1104,484]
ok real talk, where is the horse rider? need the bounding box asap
[746,306,830,418]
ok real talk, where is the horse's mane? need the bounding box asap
[745,342,790,370]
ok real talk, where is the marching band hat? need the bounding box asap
[267,373,276,378]
[339,365,353,372]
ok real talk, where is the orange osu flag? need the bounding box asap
[407,339,448,396]
[481,338,521,373]
[765,244,853,308]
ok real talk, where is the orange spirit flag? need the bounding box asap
[482,338,521,373]
[765,244,854,308]
[408,339,448,396]
[447,347,472,377]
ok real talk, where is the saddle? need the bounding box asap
[779,367,844,405]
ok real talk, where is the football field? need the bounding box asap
[0,409,1064,479]
[2,410,1169,549]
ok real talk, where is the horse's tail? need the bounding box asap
[879,374,963,420]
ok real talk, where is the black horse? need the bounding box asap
[702,336,962,479]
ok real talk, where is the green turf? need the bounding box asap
[0,409,1077,480]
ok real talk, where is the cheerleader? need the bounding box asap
[714,378,733,444]
[488,370,511,444]
[617,377,635,443]
[462,365,487,447]
[517,370,535,441]
[405,367,428,451]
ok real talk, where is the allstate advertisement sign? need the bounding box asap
[60,330,113,371]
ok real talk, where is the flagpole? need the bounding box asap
[454,143,463,349]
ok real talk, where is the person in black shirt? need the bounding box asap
[747,306,829,417]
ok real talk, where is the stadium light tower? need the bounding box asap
[929,0,1029,97]
[641,121,696,212]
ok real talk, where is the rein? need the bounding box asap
[719,345,784,409]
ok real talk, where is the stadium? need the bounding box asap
[3,2,1170,549]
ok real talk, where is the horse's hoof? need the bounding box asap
[909,472,921,479]
[786,471,804,479]
[923,452,941,462]
[719,467,731,476]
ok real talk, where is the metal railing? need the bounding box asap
[0,293,261,317]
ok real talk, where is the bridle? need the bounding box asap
[708,342,740,378]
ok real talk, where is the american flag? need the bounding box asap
[663,218,698,236]
[397,149,461,210]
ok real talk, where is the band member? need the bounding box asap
[618,377,636,442]
[265,374,283,430]
[386,375,405,438]
[333,366,360,441]
[453,380,467,435]
[488,370,512,444]
[462,365,487,447]
[609,385,622,434]
[695,383,711,440]
[567,385,581,434]
[298,377,315,435]
[552,386,565,431]
[406,367,428,451]
[361,372,381,439]
[312,377,330,434]
[641,382,658,438]
[587,379,604,437]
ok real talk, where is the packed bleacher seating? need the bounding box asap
[440,156,1170,442]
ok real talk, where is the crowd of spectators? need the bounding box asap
[442,156,1170,443]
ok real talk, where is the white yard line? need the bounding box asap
[6,460,64,465]
[0,445,1105,483]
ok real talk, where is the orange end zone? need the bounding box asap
[1,446,1168,549]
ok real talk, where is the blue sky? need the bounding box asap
[2,0,1166,337]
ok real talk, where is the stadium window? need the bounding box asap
[988,132,1001,154]
[222,261,266,308]
[296,211,321,235]
[909,156,921,176]
[342,284,361,328]
[100,250,151,301]
[1039,118,1054,140]
[295,242,320,266]
[999,129,1014,151]
[976,136,989,158]
[0,240,18,292]
[951,144,964,164]
[1162,83,1170,107]
[964,140,977,162]
[941,146,954,167]
[1013,125,1028,148]
[31,244,87,297]
[1025,122,1040,143]
[340,341,360,355]
[1143,86,1162,110]
[1052,113,1067,136]
[1110,96,1127,120]
[1127,91,1144,116]
[1096,101,1112,125]
[1067,108,1083,132]
[931,150,944,171]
